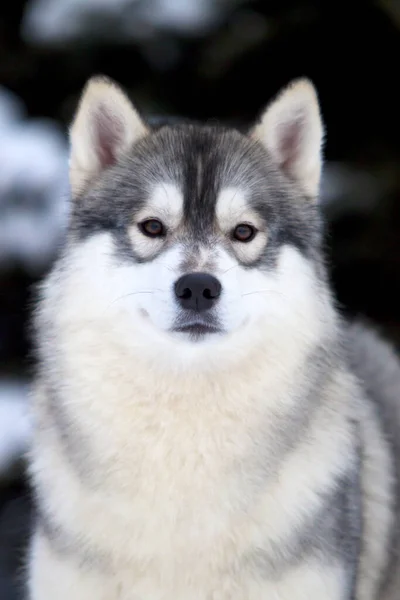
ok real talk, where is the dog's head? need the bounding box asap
[59,76,329,370]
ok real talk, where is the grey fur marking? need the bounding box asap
[72,125,323,270]
[246,466,361,591]
[346,322,400,597]
[178,244,217,275]
[244,343,339,482]
[36,505,110,571]
[36,383,101,487]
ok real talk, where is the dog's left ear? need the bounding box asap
[252,79,324,198]
[69,76,148,197]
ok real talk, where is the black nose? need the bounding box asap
[174,273,222,312]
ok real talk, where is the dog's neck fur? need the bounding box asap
[38,255,339,463]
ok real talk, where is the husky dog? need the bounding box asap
[27,75,400,600]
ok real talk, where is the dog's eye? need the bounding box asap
[139,219,165,238]
[232,224,256,243]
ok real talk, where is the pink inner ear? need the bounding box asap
[277,112,304,173]
[94,103,125,169]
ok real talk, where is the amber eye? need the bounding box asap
[232,224,256,243]
[139,219,165,238]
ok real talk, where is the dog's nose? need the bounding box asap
[174,273,222,312]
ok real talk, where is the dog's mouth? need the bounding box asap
[175,323,220,335]
[173,316,222,340]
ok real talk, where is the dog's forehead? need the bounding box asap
[135,125,267,234]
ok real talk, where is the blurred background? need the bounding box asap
[1,0,400,597]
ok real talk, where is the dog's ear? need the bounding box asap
[252,79,324,198]
[69,76,147,197]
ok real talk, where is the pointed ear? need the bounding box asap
[69,76,147,197]
[252,79,324,198]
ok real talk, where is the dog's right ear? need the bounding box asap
[69,76,147,198]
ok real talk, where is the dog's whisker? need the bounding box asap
[220,264,239,275]
[106,290,166,312]
[241,289,284,297]
[158,262,176,273]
